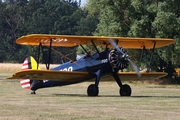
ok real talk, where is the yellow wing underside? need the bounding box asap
[7,70,167,82]
[16,34,175,49]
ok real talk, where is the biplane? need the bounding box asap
[7,34,175,96]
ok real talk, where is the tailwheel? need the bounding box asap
[31,91,36,94]
[120,84,131,96]
[87,84,99,96]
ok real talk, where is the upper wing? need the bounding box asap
[16,34,175,49]
[7,70,94,82]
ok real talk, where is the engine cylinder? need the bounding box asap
[109,48,129,71]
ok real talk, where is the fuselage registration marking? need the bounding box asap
[101,59,108,63]
[60,66,73,71]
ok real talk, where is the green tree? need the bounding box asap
[24,0,87,63]
[0,0,86,63]
[86,0,180,72]
[0,2,26,62]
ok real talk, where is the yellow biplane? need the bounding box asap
[7,34,175,96]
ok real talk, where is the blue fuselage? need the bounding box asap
[39,50,113,88]
[52,50,112,74]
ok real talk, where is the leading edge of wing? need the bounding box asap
[16,34,175,49]
[7,70,94,82]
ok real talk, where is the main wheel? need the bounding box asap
[120,84,131,96]
[87,84,99,96]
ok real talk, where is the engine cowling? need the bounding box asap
[109,47,129,71]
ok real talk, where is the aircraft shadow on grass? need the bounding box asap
[52,93,180,98]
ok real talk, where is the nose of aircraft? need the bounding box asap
[108,48,129,71]
[108,39,141,77]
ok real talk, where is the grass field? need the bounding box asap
[0,64,180,120]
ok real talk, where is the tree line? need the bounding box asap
[0,0,180,73]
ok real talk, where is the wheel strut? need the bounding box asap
[87,69,102,96]
[112,72,131,96]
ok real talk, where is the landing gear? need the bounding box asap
[87,84,99,96]
[31,90,36,94]
[112,72,132,96]
[30,80,43,95]
[87,69,101,96]
[120,84,131,96]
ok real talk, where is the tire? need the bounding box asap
[87,84,99,96]
[120,84,131,96]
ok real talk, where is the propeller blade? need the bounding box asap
[108,39,141,77]
[108,39,125,55]
[128,59,141,77]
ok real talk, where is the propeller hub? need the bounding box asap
[109,48,129,71]
[108,38,141,77]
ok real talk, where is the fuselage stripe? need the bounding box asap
[20,58,30,90]
[23,60,28,64]
[21,84,30,88]
[20,79,30,84]
[22,65,28,70]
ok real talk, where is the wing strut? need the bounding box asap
[47,39,52,70]
[80,44,88,54]
[36,39,52,70]
[37,43,41,69]
[148,41,156,72]
[91,40,100,54]
[138,41,156,72]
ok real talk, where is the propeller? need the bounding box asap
[108,39,141,77]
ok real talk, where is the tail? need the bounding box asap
[20,56,40,90]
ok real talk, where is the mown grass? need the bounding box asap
[0,72,180,120]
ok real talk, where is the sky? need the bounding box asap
[81,0,87,6]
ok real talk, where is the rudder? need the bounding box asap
[20,56,40,90]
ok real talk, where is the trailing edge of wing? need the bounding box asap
[16,34,175,49]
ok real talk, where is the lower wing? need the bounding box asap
[7,70,94,82]
[7,70,167,81]
[101,72,167,81]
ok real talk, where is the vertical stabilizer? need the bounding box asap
[20,56,40,90]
